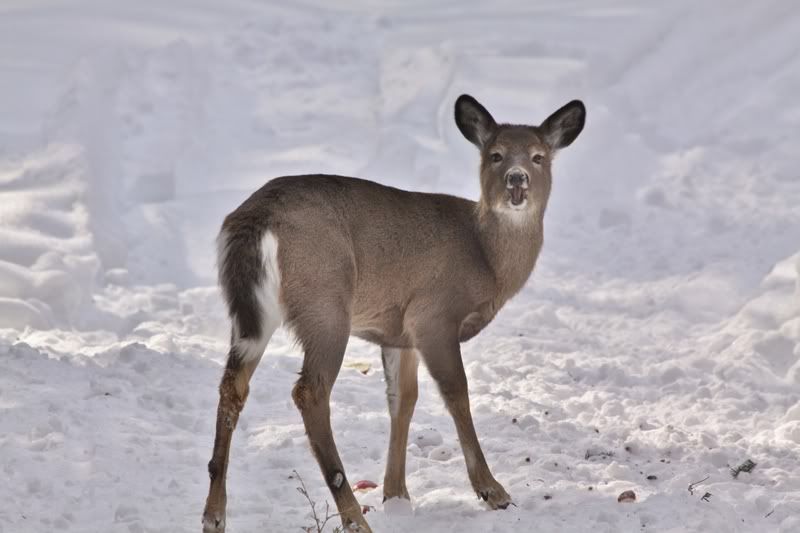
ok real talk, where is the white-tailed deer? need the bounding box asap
[202,94,586,532]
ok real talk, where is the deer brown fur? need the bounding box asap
[202,94,586,532]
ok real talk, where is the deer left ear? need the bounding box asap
[540,100,586,150]
[455,94,498,149]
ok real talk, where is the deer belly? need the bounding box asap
[351,305,410,347]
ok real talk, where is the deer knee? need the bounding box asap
[216,370,250,432]
[220,369,249,404]
[436,385,471,425]
[291,373,329,412]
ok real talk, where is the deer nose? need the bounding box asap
[505,169,529,188]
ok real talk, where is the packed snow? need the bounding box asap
[1,1,799,532]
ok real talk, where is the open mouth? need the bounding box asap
[508,186,527,206]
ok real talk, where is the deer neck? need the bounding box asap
[475,200,544,306]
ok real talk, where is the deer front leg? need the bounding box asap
[381,347,419,501]
[414,329,511,510]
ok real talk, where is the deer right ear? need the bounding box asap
[540,100,586,150]
[455,95,497,149]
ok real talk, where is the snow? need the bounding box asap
[1,0,799,532]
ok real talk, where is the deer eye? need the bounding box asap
[532,154,544,165]
[491,152,503,163]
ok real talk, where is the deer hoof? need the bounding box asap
[477,484,513,510]
[202,513,225,533]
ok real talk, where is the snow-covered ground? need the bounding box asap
[1,1,799,531]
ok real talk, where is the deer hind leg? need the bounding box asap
[203,331,272,533]
[414,328,512,510]
[204,228,282,532]
[381,347,419,501]
[290,309,372,533]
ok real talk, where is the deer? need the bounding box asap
[202,94,586,532]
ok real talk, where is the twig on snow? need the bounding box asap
[688,475,709,495]
[293,470,342,533]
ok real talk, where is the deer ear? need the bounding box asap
[540,100,586,150]
[455,95,497,149]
